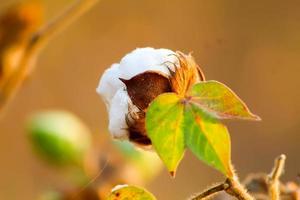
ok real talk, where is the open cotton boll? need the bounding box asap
[97,47,204,146]
[108,88,132,139]
[118,47,177,79]
[97,47,179,142]
[96,63,123,109]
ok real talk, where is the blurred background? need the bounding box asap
[0,0,300,199]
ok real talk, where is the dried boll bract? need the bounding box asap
[169,51,205,96]
[97,47,205,146]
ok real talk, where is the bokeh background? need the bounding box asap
[0,0,300,199]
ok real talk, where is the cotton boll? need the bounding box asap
[97,47,191,145]
[119,47,177,79]
[108,88,131,139]
[96,63,123,109]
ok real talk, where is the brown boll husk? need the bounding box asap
[120,71,171,111]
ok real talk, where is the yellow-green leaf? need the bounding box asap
[190,81,260,120]
[144,81,260,177]
[146,93,185,176]
[106,185,156,200]
[184,104,233,177]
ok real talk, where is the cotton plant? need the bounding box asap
[97,47,287,200]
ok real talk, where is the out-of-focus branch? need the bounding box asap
[0,0,99,114]
[267,154,286,200]
[33,0,99,47]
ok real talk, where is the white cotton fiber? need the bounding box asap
[108,88,130,139]
[96,63,123,109]
[118,47,177,79]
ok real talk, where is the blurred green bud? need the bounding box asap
[26,110,91,167]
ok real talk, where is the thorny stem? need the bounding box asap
[190,164,254,200]
[0,0,99,113]
[267,154,286,200]
[191,155,287,200]
[190,177,254,200]
[190,182,230,200]
[225,176,254,200]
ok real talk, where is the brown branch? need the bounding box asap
[190,161,254,200]
[267,154,286,200]
[0,0,99,114]
[190,182,229,200]
[190,176,255,200]
[225,177,254,200]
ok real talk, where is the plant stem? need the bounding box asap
[225,176,254,200]
[190,182,229,200]
[190,176,254,200]
[0,0,99,113]
[190,163,254,200]
[267,154,286,200]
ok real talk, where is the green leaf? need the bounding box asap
[184,104,233,177]
[145,81,259,177]
[190,81,260,120]
[146,93,185,176]
[106,185,156,200]
[146,93,233,177]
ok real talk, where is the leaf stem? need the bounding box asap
[0,0,99,113]
[267,154,286,200]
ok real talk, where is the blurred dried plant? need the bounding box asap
[0,1,42,86]
[0,0,99,115]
